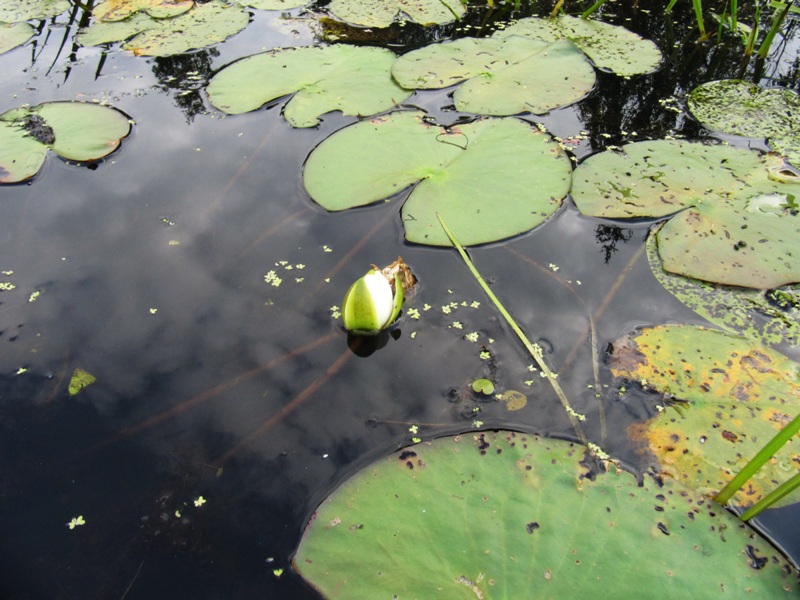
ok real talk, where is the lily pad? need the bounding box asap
[77,0,249,57]
[493,15,662,77]
[391,36,596,116]
[688,80,800,167]
[0,22,34,55]
[235,0,309,9]
[92,0,194,22]
[207,45,411,128]
[572,140,800,289]
[327,0,464,28]
[610,324,800,508]
[0,0,70,22]
[646,227,800,348]
[303,111,571,246]
[0,102,131,183]
[294,431,798,597]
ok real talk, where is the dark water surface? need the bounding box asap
[1,2,799,598]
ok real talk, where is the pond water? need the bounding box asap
[1,1,799,598]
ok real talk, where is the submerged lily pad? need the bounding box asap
[610,325,800,508]
[646,228,800,348]
[0,102,131,183]
[572,140,800,289]
[207,45,411,127]
[92,0,194,22]
[688,80,800,167]
[391,36,596,116]
[494,15,662,77]
[327,0,464,28]
[0,22,34,55]
[304,111,571,246]
[294,431,798,597]
[0,0,70,22]
[77,0,248,57]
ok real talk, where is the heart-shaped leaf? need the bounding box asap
[294,431,799,597]
[493,14,662,77]
[77,0,248,57]
[391,36,596,115]
[610,324,800,508]
[0,22,34,56]
[207,45,411,127]
[572,140,800,288]
[688,79,800,167]
[303,111,572,246]
[327,0,464,28]
[92,0,194,22]
[0,101,132,183]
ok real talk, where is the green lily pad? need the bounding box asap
[294,431,799,597]
[688,80,800,167]
[610,324,800,508]
[646,225,800,348]
[235,0,309,9]
[77,0,249,57]
[391,36,596,116]
[207,45,411,128]
[92,0,194,22]
[471,378,494,395]
[327,0,464,28]
[493,15,662,77]
[303,111,571,246]
[68,368,96,396]
[572,140,800,289]
[0,22,34,55]
[0,0,70,22]
[0,102,131,183]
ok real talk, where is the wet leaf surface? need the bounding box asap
[207,45,411,127]
[392,36,596,115]
[295,431,798,597]
[0,22,35,55]
[0,0,69,22]
[689,80,800,167]
[92,0,194,22]
[303,111,571,246]
[610,325,800,508]
[494,14,662,77]
[327,0,464,28]
[572,140,800,288]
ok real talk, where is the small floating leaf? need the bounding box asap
[304,111,571,246]
[391,36,596,116]
[688,80,800,167]
[471,378,494,395]
[294,431,798,597]
[327,0,464,28]
[92,0,194,22]
[610,324,800,508]
[68,369,96,396]
[493,15,662,77]
[572,140,800,288]
[0,22,35,55]
[0,0,70,22]
[207,45,411,127]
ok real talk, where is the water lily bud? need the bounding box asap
[342,269,404,335]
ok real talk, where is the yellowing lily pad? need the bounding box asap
[0,22,34,55]
[295,431,798,597]
[391,36,596,116]
[688,80,800,167]
[572,140,800,289]
[207,45,412,128]
[77,0,248,57]
[0,0,70,22]
[610,324,800,508]
[493,14,662,77]
[0,101,132,183]
[327,0,464,28]
[92,0,194,22]
[303,111,571,246]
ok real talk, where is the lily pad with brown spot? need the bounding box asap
[92,0,194,22]
[610,324,800,508]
